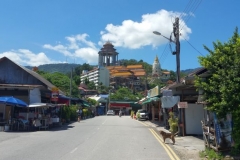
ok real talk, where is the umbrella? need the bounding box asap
[0,96,28,107]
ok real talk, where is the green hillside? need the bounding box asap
[25,63,81,74]
[25,61,199,75]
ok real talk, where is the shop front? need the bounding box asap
[109,102,131,115]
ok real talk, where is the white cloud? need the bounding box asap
[43,33,99,64]
[99,9,192,49]
[43,44,73,57]
[0,50,59,66]
[75,48,98,64]
[0,10,193,66]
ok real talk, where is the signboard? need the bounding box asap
[178,102,188,108]
[213,113,233,148]
[147,85,160,98]
[51,87,59,102]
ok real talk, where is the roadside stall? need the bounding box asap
[0,96,28,132]
[28,103,65,130]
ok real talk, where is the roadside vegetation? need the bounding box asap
[195,27,240,157]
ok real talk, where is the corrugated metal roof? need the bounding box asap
[0,57,64,94]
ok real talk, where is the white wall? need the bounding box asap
[185,103,204,135]
[99,67,109,87]
[29,88,41,104]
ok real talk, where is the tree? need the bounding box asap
[110,87,143,101]
[39,72,79,97]
[86,98,97,106]
[195,27,240,152]
[87,81,96,90]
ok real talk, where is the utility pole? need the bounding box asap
[173,17,181,83]
[173,17,183,136]
[69,67,72,105]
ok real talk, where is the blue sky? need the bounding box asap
[0,0,239,71]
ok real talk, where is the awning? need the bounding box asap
[88,96,107,102]
[29,103,53,108]
[161,96,180,108]
[142,98,151,104]
[141,96,160,104]
[28,103,65,108]
[80,100,91,107]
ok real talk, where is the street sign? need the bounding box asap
[178,102,188,108]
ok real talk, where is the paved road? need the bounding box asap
[0,116,172,160]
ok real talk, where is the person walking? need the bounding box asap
[78,108,82,122]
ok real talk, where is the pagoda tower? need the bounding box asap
[98,41,119,67]
[152,55,161,77]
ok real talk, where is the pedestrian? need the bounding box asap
[78,108,82,122]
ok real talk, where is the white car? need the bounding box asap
[107,110,115,116]
[137,109,149,120]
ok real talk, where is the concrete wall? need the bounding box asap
[185,103,204,135]
[99,67,109,87]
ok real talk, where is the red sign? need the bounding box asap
[110,103,130,108]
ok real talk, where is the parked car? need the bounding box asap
[107,110,115,116]
[137,109,149,120]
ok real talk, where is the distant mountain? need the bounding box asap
[25,62,201,75]
[181,67,202,75]
[25,63,80,74]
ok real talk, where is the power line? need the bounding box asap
[182,36,204,56]
[181,0,202,30]
[160,42,170,65]
[179,0,203,31]
[160,43,168,60]
[179,0,194,20]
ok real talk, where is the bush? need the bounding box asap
[61,105,78,121]
[136,112,140,119]
[83,108,88,117]
[199,149,224,160]
[168,111,178,134]
[69,105,78,121]
[62,106,70,121]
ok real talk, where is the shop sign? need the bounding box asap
[147,85,160,98]
[178,102,188,108]
[51,87,59,102]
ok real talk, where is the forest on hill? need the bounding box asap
[25,59,196,75]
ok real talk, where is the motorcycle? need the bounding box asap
[119,112,122,117]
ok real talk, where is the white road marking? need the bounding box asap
[102,119,107,125]
[70,148,78,153]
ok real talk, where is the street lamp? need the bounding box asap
[153,31,175,43]
[153,30,180,83]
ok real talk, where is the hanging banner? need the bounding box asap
[213,113,233,149]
